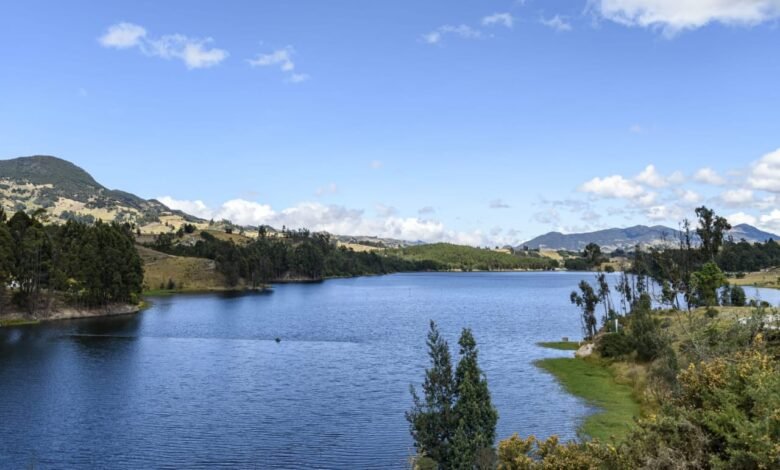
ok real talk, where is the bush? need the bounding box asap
[730,285,746,307]
[597,332,634,358]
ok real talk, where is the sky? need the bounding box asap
[2,0,780,246]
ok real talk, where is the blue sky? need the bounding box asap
[2,0,780,245]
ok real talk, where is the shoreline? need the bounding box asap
[0,302,143,327]
[536,342,642,442]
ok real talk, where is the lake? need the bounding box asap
[1,272,778,469]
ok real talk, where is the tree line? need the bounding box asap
[0,208,143,315]
[146,228,441,287]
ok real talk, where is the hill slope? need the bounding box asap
[392,243,558,270]
[0,155,201,231]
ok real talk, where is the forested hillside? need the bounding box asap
[144,227,441,287]
[391,243,559,271]
[0,208,143,316]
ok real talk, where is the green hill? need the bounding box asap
[0,155,201,228]
[391,243,558,271]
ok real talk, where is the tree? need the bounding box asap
[691,262,727,307]
[695,206,731,261]
[451,328,498,469]
[583,243,603,267]
[407,321,457,466]
[570,281,599,339]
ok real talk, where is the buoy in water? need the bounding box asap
[275,337,281,343]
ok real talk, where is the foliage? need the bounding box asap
[691,262,727,307]
[408,323,498,469]
[407,321,457,466]
[146,228,441,286]
[0,210,143,313]
[597,332,634,359]
[451,329,499,469]
[570,281,598,340]
[393,243,558,271]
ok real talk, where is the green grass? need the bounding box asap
[0,318,40,327]
[538,341,581,350]
[536,357,641,442]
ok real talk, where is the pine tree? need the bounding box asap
[407,320,457,466]
[450,328,498,469]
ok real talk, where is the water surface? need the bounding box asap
[1,272,776,468]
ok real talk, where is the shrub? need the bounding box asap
[597,332,634,358]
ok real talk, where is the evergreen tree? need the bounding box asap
[451,328,498,469]
[407,321,457,467]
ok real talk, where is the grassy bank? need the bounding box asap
[729,269,780,289]
[537,341,581,350]
[535,355,641,442]
[0,318,41,327]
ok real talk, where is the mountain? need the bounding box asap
[0,155,201,230]
[727,224,779,244]
[521,223,779,252]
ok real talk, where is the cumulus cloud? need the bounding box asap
[157,196,213,219]
[482,13,514,28]
[635,164,669,188]
[541,15,573,31]
[721,188,754,205]
[423,24,483,44]
[759,209,780,233]
[418,206,436,215]
[694,167,726,185]
[157,197,505,246]
[248,46,309,83]
[99,22,146,48]
[98,22,228,69]
[728,211,757,226]
[580,175,645,199]
[590,0,780,35]
[678,189,702,204]
[748,148,780,192]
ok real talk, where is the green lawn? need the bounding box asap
[537,341,581,351]
[536,357,641,442]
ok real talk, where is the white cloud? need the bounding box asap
[482,13,515,28]
[694,167,726,185]
[591,0,780,35]
[157,196,214,219]
[759,209,780,233]
[418,206,436,215]
[248,46,309,83]
[637,191,658,206]
[668,171,686,185]
[147,35,229,69]
[248,46,295,70]
[748,148,780,192]
[99,23,228,69]
[728,211,757,226]
[99,22,146,49]
[721,188,754,205]
[678,189,701,204]
[635,164,668,188]
[157,197,506,246]
[580,174,645,199]
[541,15,573,31]
[423,24,483,44]
[646,204,682,222]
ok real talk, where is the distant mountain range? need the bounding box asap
[520,224,779,252]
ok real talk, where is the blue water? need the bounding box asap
[0,272,777,469]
